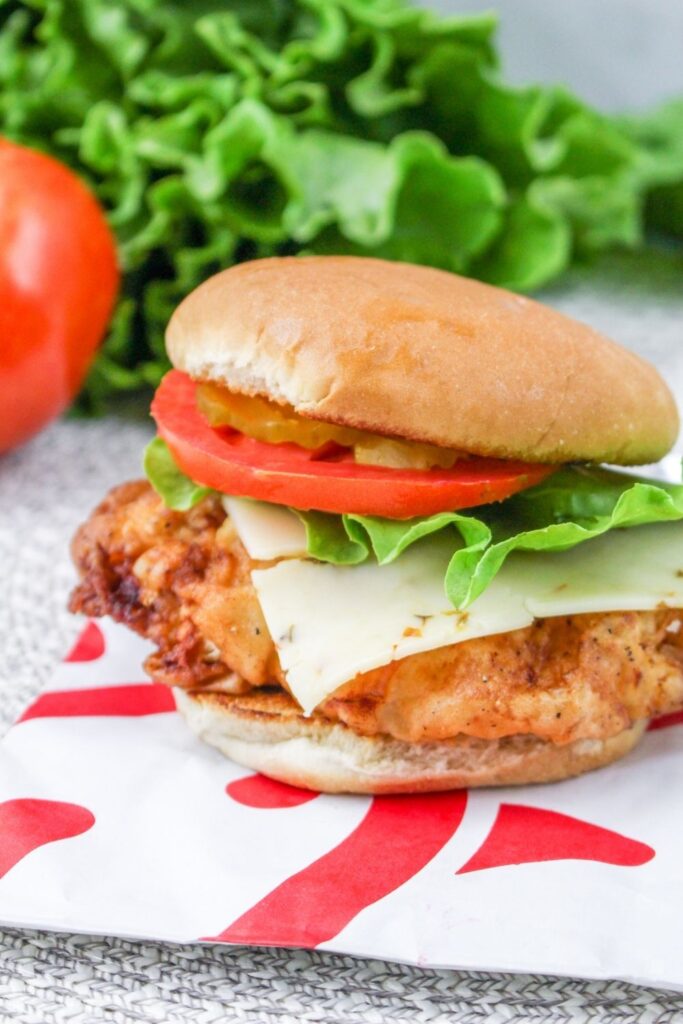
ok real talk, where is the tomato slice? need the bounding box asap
[152,370,555,519]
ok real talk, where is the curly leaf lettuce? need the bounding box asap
[619,98,683,240]
[296,467,683,607]
[145,440,683,609]
[2,0,682,411]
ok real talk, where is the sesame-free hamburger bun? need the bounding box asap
[167,256,678,466]
[69,257,683,796]
[174,688,646,794]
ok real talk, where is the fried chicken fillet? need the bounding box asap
[70,482,683,753]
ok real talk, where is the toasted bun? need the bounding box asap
[174,688,646,794]
[166,256,677,465]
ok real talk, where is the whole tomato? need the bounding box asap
[0,139,119,453]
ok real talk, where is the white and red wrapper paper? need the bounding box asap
[1,618,682,987]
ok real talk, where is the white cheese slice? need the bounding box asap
[509,524,683,618]
[226,499,683,714]
[222,497,307,560]
[252,534,533,714]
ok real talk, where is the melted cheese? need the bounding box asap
[226,499,683,714]
[222,497,307,560]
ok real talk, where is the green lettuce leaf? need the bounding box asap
[297,466,683,608]
[143,437,211,511]
[145,439,683,609]
[619,99,683,240]
[2,0,681,413]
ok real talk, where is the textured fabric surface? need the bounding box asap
[1,253,682,1021]
[2,933,683,1024]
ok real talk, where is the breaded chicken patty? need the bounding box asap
[70,482,683,747]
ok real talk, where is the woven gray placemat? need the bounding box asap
[1,253,682,1022]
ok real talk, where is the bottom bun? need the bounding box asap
[174,687,647,794]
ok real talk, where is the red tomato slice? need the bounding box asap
[152,370,555,519]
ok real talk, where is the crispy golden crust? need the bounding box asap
[175,688,647,794]
[323,612,683,746]
[69,481,281,690]
[70,482,683,752]
[166,256,678,465]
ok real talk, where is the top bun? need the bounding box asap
[166,256,678,465]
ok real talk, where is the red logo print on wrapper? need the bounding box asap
[457,804,654,874]
[204,781,468,946]
[18,621,176,723]
[64,621,105,662]
[648,711,683,731]
[227,775,319,809]
[0,799,95,879]
[18,684,176,722]
[202,774,656,948]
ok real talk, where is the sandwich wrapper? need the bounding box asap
[1,617,682,989]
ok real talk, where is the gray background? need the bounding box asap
[423,0,683,111]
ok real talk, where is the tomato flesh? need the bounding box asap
[152,370,555,519]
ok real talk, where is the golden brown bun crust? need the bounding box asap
[166,256,678,465]
[174,688,646,794]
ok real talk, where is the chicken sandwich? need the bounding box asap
[70,256,683,792]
